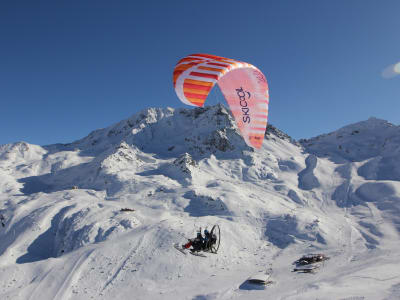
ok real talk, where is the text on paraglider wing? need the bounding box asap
[253,70,267,84]
[236,87,251,123]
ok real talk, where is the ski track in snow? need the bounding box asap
[52,249,95,300]
[100,225,152,293]
[27,248,95,300]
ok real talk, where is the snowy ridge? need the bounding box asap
[66,104,249,158]
[1,106,400,299]
[300,117,400,164]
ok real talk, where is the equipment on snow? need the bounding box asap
[174,243,188,255]
[246,269,273,286]
[189,251,207,258]
[293,265,320,273]
[179,225,220,255]
[292,253,329,274]
[293,254,329,266]
[120,208,135,212]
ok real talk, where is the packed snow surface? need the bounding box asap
[1,105,400,299]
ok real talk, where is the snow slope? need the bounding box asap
[0,106,400,300]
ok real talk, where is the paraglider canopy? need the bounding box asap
[173,53,269,149]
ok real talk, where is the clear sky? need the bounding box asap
[1,0,400,146]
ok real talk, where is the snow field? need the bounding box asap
[1,106,400,299]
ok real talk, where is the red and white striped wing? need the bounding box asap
[173,53,269,149]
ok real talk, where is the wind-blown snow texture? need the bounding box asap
[1,106,400,299]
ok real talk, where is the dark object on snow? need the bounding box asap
[182,225,220,254]
[247,279,273,285]
[0,214,5,227]
[189,251,207,257]
[174,243,187,255]
[293,265,320,273]
[120,208,135,212]
[294,253,329,266]
[246,270,273,286]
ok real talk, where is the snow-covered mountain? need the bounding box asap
[1,105,400,300]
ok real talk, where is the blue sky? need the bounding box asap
[1,0,399,145]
